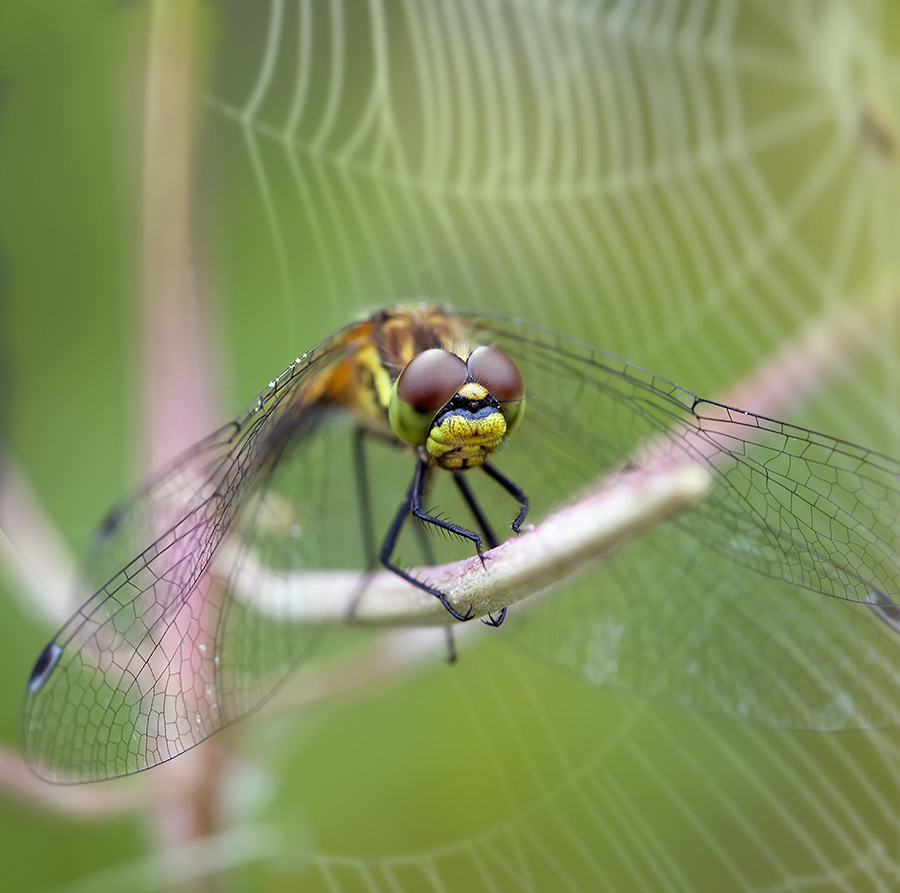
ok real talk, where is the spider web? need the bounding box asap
[187,1,900,890]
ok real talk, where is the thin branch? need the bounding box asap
[227,463,712,625]
[140,1,223,885]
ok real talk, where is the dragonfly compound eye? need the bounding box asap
[467,346,525,434]
[389,349,468,445]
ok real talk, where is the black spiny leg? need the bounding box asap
[352,428,377,571]
[344,428,386,623]
[380,458,529,628]
[453,472,507,627]
[410,486,459,662]
[453,472,500,551]
[481,461,529,531]
[380,457,478,622]
[409,458,486,553]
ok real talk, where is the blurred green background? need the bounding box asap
[2,1,900,891]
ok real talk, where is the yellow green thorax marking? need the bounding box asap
[357,341,396,418]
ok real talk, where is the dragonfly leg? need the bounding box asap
[408,457,485,554]
[380,457,474,622]
[453,471,499,551]
[453,471,507,628]
[481,461,529,532]
[352,427,377,570]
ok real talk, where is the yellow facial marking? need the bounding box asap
[458,382,488,401]
[426,409,508,468]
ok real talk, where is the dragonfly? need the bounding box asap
[22,305,900,783]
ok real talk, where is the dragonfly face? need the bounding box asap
[388,345,525,469]
[22,304,900,782]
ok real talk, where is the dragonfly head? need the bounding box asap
[388,346,525,469]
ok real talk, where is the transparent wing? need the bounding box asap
[22,328,366,783]
[24,309,900,784]
[468,313,900,732]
